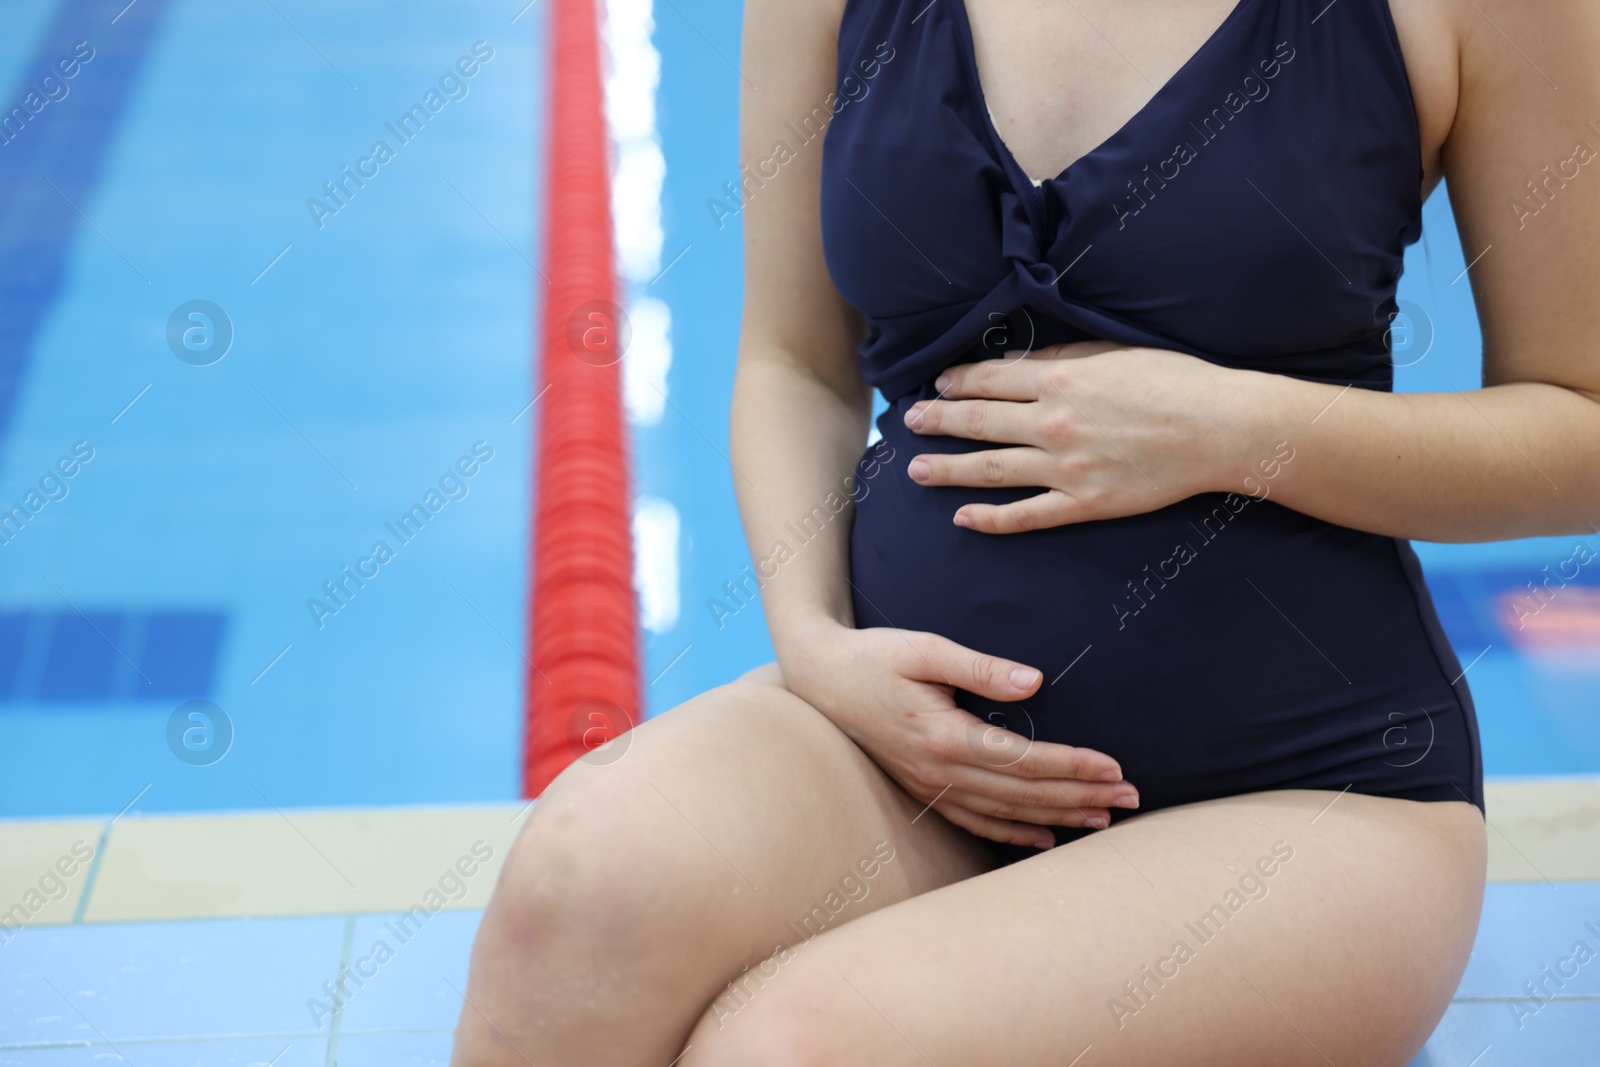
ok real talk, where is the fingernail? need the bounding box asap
[1100,766,1123,782]
[1088,815,1109,830]
[1113,793,1140,809]
[953,511,974,528]
[907,458,930,482]
[934,374,951,393]
[905,401,928,422]
[1008,667,1040,690]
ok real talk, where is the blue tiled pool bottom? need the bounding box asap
[0,610,225,704]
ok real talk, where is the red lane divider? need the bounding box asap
[524,0,640,795]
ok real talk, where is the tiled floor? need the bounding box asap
[1,803,525,1066]
[4,781,1600,1064]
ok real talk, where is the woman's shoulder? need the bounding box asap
[1385,0,1462,192]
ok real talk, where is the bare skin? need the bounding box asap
[454,669,1482,1066]
[454,0,1599,1062]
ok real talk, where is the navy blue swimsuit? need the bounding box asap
[821,0,1484,848]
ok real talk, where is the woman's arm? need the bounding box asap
[728,0,871,655]
[902,0,1600,543]
[1228,376,1600,544]
[730,0,1138,849]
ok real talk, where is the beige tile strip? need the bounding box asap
[0,780,1593,924]
[0,819,103,935]
[78,802,530,922]
[1483,777,1600,884]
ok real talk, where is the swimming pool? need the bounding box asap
[0,2,1595,1060]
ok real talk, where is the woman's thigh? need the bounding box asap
[453,671,994,1066]
[682,790,1487,1067]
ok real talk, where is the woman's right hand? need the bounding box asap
[777,619,1140,850]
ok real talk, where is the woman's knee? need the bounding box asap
[452,802,643,1065]
[484,777,687,958]
[479,682,817,951]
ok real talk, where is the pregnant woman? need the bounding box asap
[454,0,1600,1062]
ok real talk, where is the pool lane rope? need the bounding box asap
[525,0,641,795]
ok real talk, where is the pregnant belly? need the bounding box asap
[848,405,1469,812]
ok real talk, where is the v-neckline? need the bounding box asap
[949,0,1263,187]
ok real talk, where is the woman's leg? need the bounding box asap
[683,790,1486,1067]
[449,671,996,1067]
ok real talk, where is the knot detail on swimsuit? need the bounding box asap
[822,0,1424,402]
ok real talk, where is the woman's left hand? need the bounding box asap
[904,340,1260,533]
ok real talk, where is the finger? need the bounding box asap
[908,446,1053,489]
[949,756,1139,809]
[1024,340,1121,361]
[954,490,1081,533]
[944,777,1137,824]
[984,734,1126,784]
[932,358,1046,401]
[947,709,1134,792]
[903,398,1038,444]
[945,788,1112,830]
[932,799,1057,851]
[945,788,1109,830]
[949,757,1138,814]
[902,632,1043,701]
